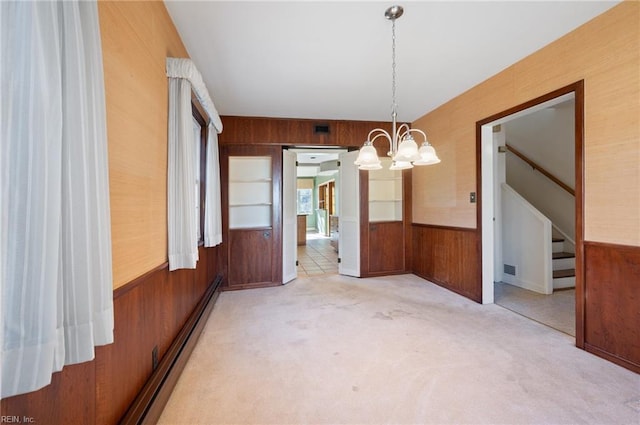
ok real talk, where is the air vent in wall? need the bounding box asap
[314,124,330,134]
[504,264,516,276]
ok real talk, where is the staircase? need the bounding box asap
[552,237,575,290]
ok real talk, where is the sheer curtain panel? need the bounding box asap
[1,1,114,399]
[167,77,199,270]
[166,58,223,271]
[204,124,222,247]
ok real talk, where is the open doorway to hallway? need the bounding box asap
[493,97,576,336]
[479,83,583,340]
[291,147,346,278]
[297,232,338,277]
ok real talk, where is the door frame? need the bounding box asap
[476,81,585,347]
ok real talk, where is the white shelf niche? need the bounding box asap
[368,158,402,222]
[229,156,272,229]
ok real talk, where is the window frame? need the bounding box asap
[297,188,313,215]
[192,99,207,246]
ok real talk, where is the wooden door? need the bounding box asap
[221,145,282,289]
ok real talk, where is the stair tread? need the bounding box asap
[552,251,575,259]
[553,268,576,278]
[552,237,564,243]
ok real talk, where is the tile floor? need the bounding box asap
[296,232,338,277]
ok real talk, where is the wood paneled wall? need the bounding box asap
[99,1,188,289]
[583,242,640,373]
[0,247,219,424]
[364,221,406,275]
[219,115,397,148]
[412,225,481,302]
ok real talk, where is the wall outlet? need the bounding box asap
[152,345,159,371]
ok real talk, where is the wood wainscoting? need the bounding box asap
[0,246,221,424]
[583,241,640,373]
[411,224,482,303]
[365,221,406,276]
[219,116,400,149]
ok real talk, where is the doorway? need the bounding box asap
[290,147,346,278]
[477,82,584,342]
[297,233,338,277]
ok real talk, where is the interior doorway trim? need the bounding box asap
[475,81,585,347]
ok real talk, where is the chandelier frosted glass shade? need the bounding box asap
[393,134,421,162]
[354,142,382,169]
[413,141,441,165]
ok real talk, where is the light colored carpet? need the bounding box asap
[159,274,640,425]
[494,282,575,336]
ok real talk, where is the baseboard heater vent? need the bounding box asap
[120,274,222,425]
[504,264,516,276]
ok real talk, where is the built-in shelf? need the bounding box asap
[229,156,272,229]
[368,158,402,222]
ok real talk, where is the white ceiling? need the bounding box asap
[290,147,347,177]
[164,1,619,123]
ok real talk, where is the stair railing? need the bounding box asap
[505,143,575,196]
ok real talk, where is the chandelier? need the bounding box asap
[354,5,440,171]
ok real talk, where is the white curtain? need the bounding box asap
[167,77,199,270]
[166,59,222,271]
[204,124,222,247]
[166,58,223,132]
[1,0,114,399]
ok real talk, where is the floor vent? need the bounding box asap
[504,264,516,276]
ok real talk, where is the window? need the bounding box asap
[297,188,313,215]
[167,58,223,270]
[192,102,207,244]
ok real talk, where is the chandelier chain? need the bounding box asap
[391,18,397,117]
